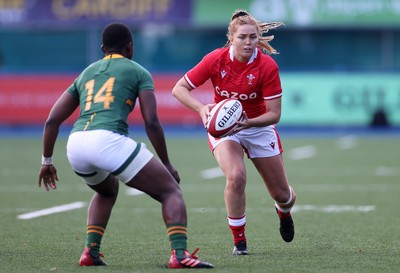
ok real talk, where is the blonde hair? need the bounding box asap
[226,10,284,55]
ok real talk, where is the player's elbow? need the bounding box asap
[274,115,281,124]
[171,86,180,99]
[44,116,62,130]
[172,78,191,99]
[270,112,281,124]
[145,119,162,132]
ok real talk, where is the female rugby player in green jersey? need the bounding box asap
[38,23,213,269]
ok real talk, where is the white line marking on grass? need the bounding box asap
[126,188,145,196]
[201,167,223,179]
[336,135,358,150]
[192,205,376,213]
[288,145,316,160]
[375,166,400,176]
[293,205,376,213]
[298,183,398,192]
[17,201,86,220]
[192,207,226,213]
[122,205,376,214]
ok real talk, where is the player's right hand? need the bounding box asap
[38,165,59,191]
[201,103,216,129]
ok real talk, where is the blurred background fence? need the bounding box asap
[0,0,399,128]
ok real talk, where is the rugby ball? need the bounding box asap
[207,99,243,138]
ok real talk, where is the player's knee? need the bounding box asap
[154,181,183,203]
[275,186,296,209]
[225,170,246,193]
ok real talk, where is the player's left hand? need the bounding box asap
[164,162,181,184]
[230,111,249,135]
[38,165,59,191]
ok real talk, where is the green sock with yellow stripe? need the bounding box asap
[167,223,187,258]
[85,225,105,256]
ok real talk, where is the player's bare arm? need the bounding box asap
[241,98,282,128]
[172,77,212,127]
[39,91,78,191]
[138,90,180,183]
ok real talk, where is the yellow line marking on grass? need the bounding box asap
[17,201,86,220]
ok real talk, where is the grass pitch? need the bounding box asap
[0,131,399,273]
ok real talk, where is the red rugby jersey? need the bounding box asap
[184,46,282,119]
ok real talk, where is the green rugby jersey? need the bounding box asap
[67,54,154,136]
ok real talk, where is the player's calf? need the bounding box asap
[275,186,296,242]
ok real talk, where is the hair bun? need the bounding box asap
[231,10,249,21]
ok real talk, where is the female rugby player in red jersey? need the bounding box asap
[172,10,296,255]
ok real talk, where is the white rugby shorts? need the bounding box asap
[66,130,153,185]
[208,125,283,158]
